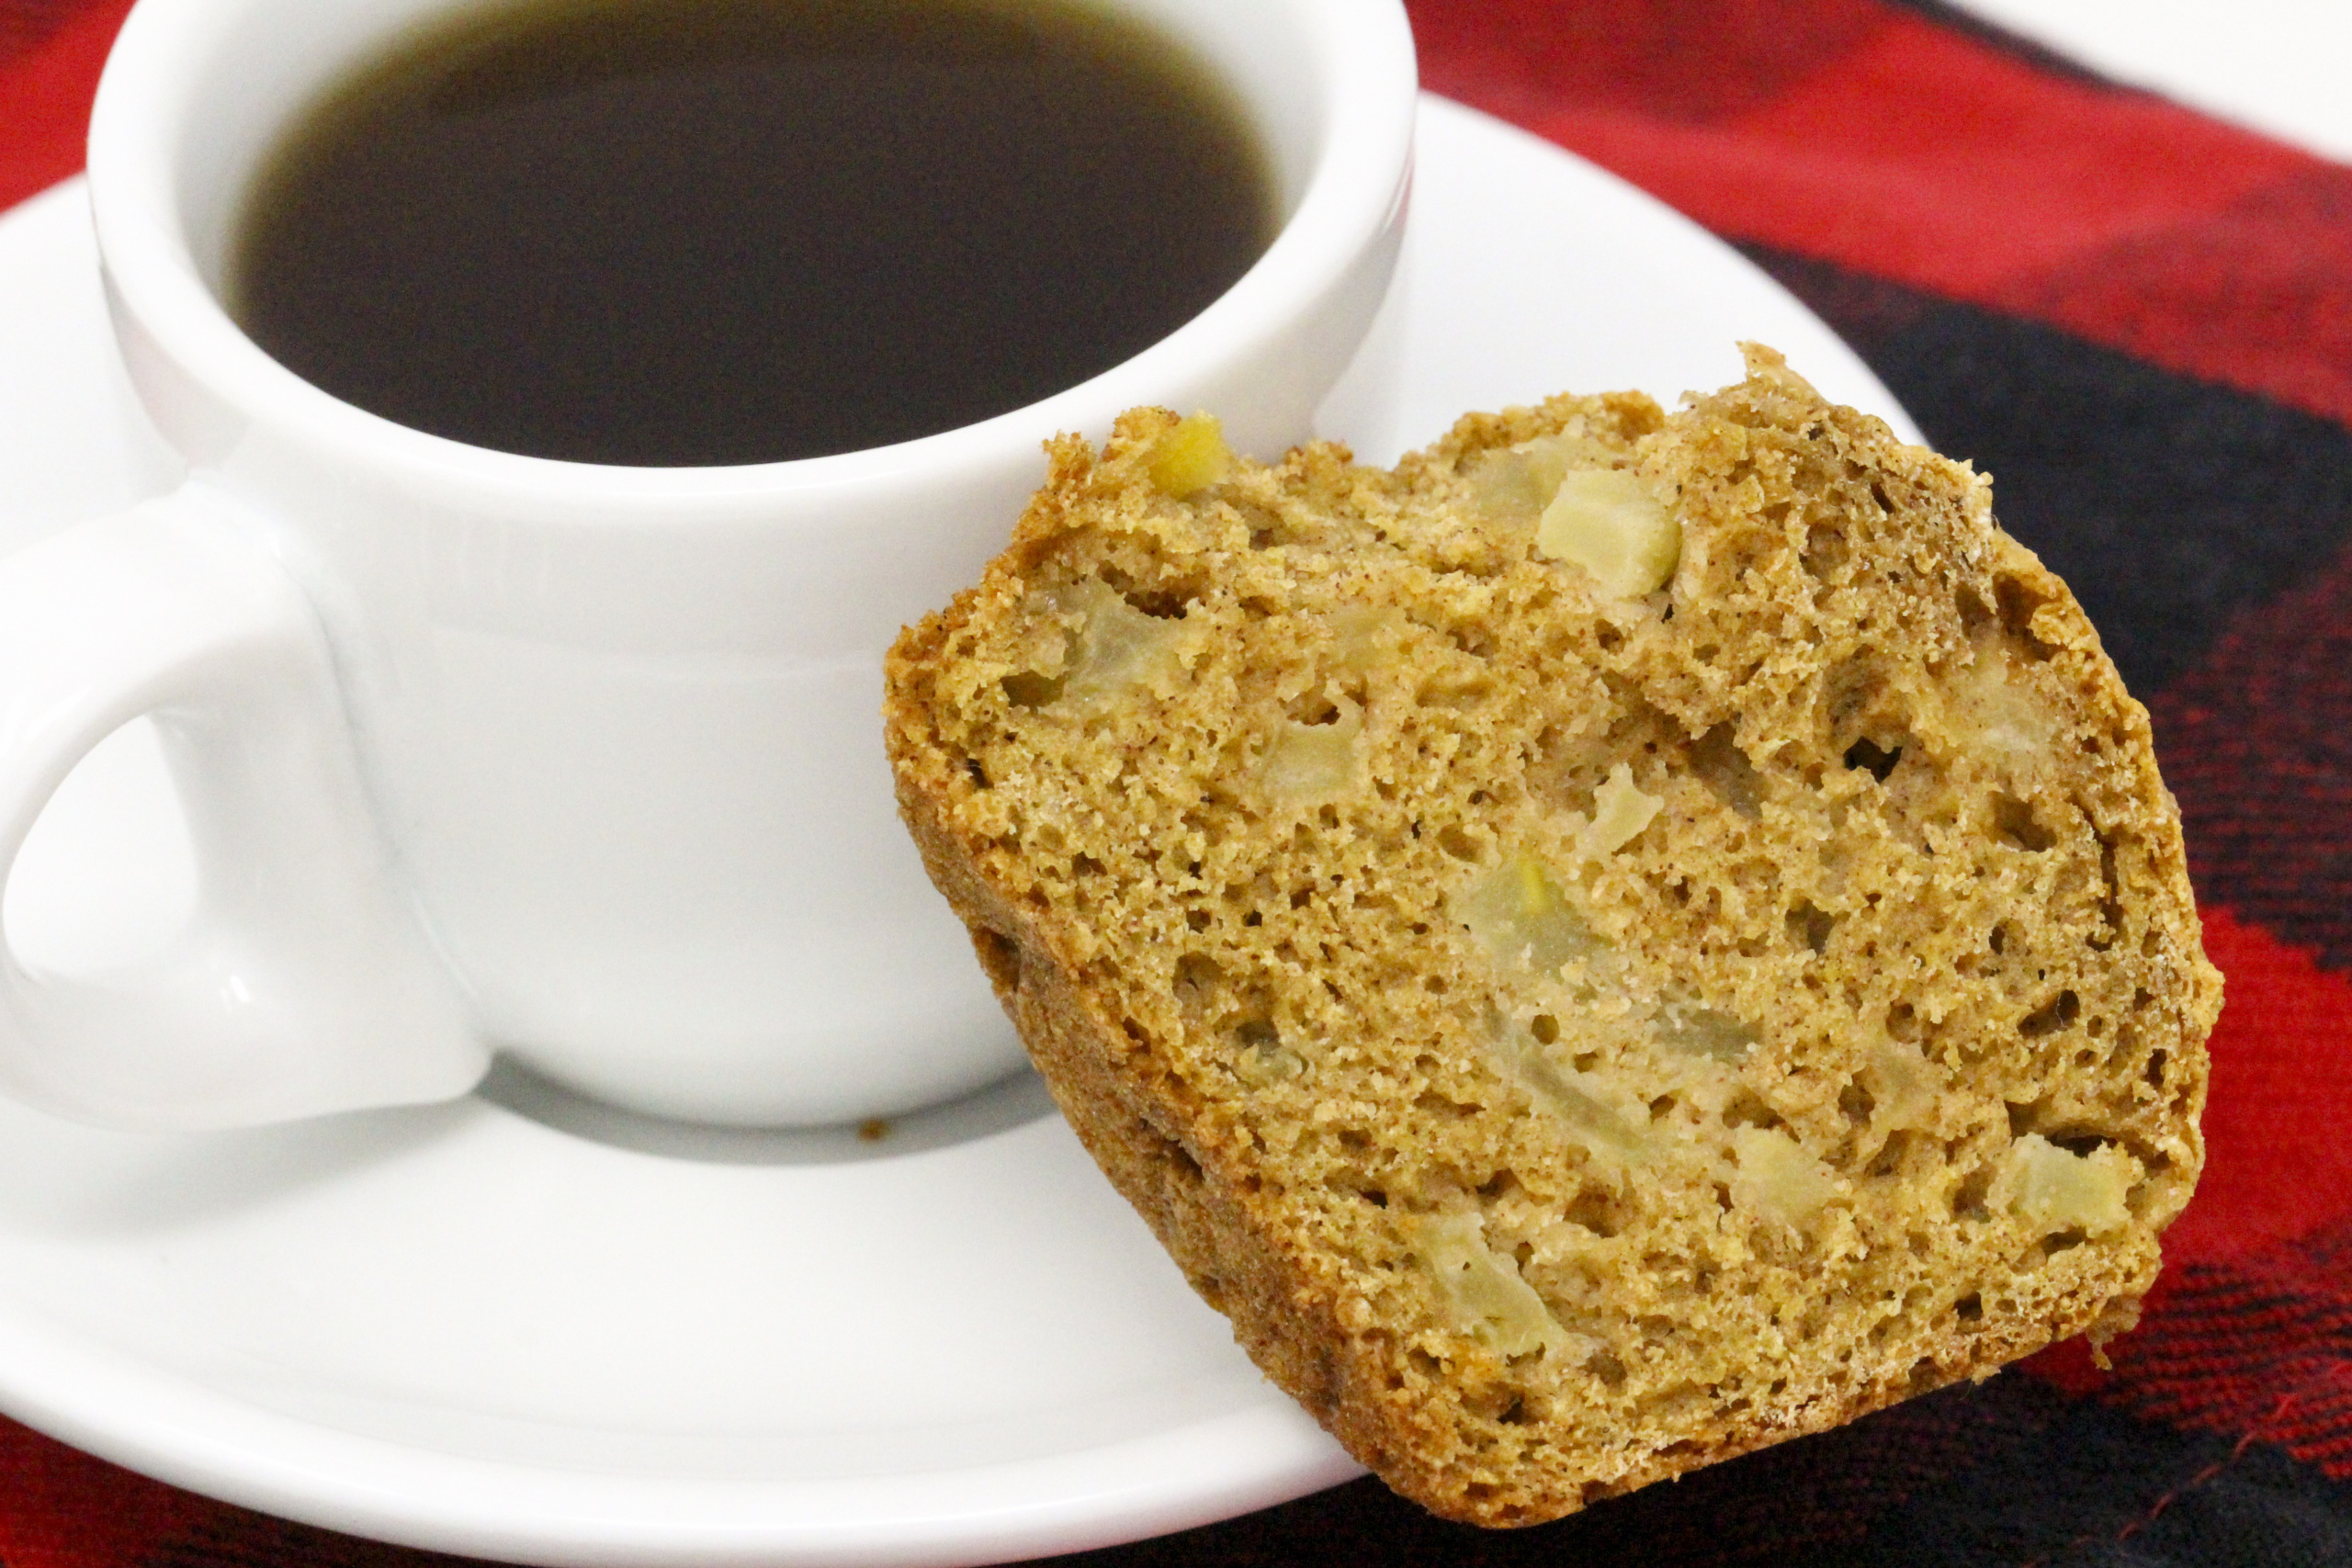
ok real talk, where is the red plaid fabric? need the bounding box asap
[6,1,2349,1562]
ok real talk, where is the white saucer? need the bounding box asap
[0,96,1912,1568]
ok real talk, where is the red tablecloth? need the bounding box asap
[7,1,2351,1563]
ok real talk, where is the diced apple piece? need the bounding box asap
[1731,1127,1837,1227]
[1234,1040,1307,1087]
[1261,694,1366,803]
[1147,412,1233,498]
[1992,1133,2138,1237]
[1654,1001,1758,1064]
[1485,1013,1660,1174]
[1464,434,1624,531]
[1329,604,1408,675]
[1536,468,1680,597]
[1454,853,1604,976]
[1051,578,1188,716]
[1580,762,1663,858]
[1945,641,2055,772]
[1865,1040,1948,1134]
[1417,1212,1576,1359]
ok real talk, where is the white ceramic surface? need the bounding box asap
[0,0,1415,1131]
[0,96,1914,1568]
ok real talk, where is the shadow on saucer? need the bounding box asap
[472,1056,1060,1167]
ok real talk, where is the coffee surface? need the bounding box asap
[229,0,1275,466]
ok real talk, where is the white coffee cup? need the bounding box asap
[0,0,1415,1130]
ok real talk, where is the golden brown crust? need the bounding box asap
[883,347,2220,1525]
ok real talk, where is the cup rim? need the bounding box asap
[85,0,1418,504]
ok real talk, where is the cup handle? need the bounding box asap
[0,484,488,1128]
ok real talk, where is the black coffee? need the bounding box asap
[228,0,1275,466]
